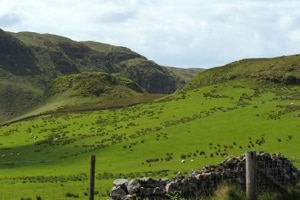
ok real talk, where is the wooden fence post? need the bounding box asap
[89,155,96,200]
[246,151,257,200]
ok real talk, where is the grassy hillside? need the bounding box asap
[0,78,299,199]
[1,30,300,199]
[0,29,199,122]
[0,68,44,122]
[4,72,164,125]
[11,30,178,93]
[0,79,43,122]
[186,54,300,89]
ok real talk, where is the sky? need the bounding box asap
[1,0,300,68]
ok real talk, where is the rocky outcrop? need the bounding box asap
[118,58,177,94]
[109,152,300,200]
[0,29,39,75]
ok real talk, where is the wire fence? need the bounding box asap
[109,152,300,199]
[0,177,108,200]
[0,152,300,200]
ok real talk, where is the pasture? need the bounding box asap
[1,81,300,199]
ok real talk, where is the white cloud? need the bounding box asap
[1,0,300,68]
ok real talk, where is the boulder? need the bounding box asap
[110,186,127,200]
[113,178,129,187]
[165,181,178,193]
[153,186,165,195]
[127,179,140,194]
[139,187,153,197]
[122,194,138,200]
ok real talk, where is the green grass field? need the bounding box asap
[1,81,300,199]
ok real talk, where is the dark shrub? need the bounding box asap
[36,196,42,200]
[65,192,79,198]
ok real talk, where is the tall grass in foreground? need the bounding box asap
[210,183,245,200]
[209,182,300,200]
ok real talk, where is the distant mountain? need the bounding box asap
[165,66,205,89]
[9,30,179,93]
[0,29,203,122]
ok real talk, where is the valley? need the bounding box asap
[1,29,300,199]
[1,81,300,199]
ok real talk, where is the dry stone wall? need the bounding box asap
[109,152,300,200]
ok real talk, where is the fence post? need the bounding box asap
[89,155,96,200]
[246,151,257,200]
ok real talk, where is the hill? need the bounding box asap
[9,30,179,93]
[0,53,300,199]
[5,72,165,124]
[186,54,300,90]
[0,29,203,122]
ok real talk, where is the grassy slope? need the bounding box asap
[0,69,44,122]
[0,79,300,199]
[186,54,300,89]
[1,30,195,123]
[4,72,164,125]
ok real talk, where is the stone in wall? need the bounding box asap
[109,152,300,200]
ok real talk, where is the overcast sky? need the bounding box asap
[1,0,300,68]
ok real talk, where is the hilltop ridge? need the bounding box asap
[186,54,300,90]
